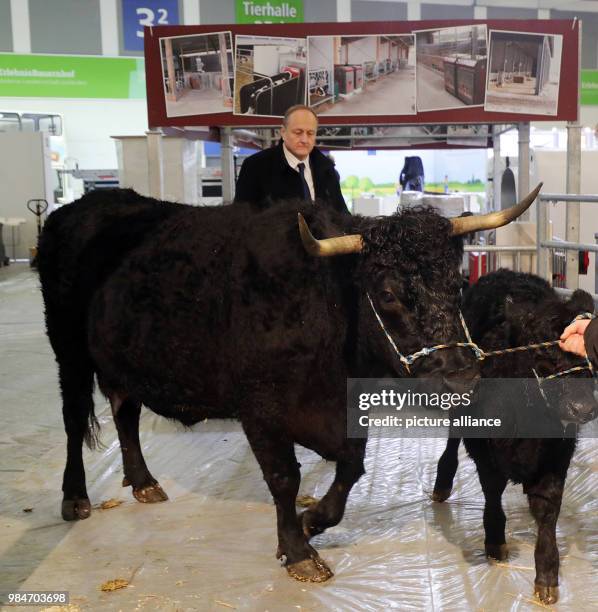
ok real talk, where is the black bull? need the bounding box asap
[37,186,540,582]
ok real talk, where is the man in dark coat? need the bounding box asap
[234,104,350,214]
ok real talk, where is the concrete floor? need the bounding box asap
[319,68,416,117]
[165,87,230,118]
[416,64,469,112]
[485,81,560,116]
[2,263,598,610]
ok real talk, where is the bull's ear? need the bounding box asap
[565,289,595,317]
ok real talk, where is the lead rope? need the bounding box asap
[367,295,595,380]
[532,313,595,396]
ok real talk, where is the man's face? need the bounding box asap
[280,109,318,160]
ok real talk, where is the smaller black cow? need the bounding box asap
[433,269,597,604]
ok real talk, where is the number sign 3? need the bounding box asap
[122,0,180,52]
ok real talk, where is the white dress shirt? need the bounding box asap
[282,143,315,201]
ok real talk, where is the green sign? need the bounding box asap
[236,0,303,23]
[581,69,598,106]
[0,53,146,99]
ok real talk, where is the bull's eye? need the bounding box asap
[380,290,396,304]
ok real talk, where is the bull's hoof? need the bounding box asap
[534,584,559,605]
[485,543,508,561]
[62,497,92,521]
[431,488,452,503]
[286,555,334,583]
[132,483,169,503]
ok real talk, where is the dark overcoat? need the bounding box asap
[584,318,598,366]
[234,141,350,214]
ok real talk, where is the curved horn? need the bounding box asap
[450,183,543,236]
[298,213,363,257]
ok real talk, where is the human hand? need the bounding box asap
[558,319,591,357]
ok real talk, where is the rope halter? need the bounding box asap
[366,293,483,374]
[368,294,595,381]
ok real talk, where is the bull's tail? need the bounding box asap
[38,207,102,451]
[83,396,102,451]
[57,356,103,451]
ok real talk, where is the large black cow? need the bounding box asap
[38,187,539,582]
[433,269,597,604]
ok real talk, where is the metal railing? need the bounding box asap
[464,244,537,280]
[463,193,598,305]
[536,194,598,300]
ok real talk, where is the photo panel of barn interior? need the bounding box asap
[234,35,307,117]
[415,25,488,112]
[159,32,233,118]
[308,35,415,116]
[485,31,563,116]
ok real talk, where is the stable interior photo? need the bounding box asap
[415,25,488,112]
[234,36,307,117]
[485,31,562,116]
[310,35,416,116]
[160,32,233,117]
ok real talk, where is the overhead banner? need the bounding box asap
[0,53,146,99]
[236,0,304,24]
[581,69,598,106]
[143,19,580,128]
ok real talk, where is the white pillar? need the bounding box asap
[147,130,164,200]
[10,0,31,53]
[221,127,235,204]
[99,0,119,56]
[517,122,530,218]
[565,20,582,290]
[163,138,199,204]
[407,2,420,21]
[336,0,350,22]
[492,125,501,212]
[183,0,200,24]
[566,122,582,289]
[536,194,549,280]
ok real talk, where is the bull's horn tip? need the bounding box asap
[297,212,308,230]
[297,213,310,239]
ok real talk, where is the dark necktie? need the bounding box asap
[297,162,312,201]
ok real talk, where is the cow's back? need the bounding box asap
[38,189,186,308]
[85,201,358,422]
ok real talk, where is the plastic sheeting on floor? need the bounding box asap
[2,264,598,611]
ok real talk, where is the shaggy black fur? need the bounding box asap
[433,269,597,604]
[38,189,186,447]
[39,191,478,581]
